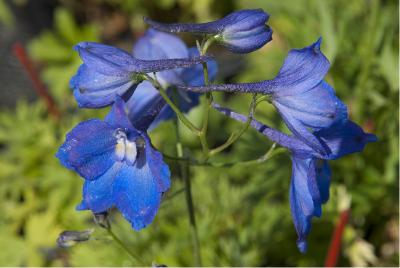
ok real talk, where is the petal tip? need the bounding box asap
[366,133,378,143]
[297,239,308,253]
[76,201,88,211]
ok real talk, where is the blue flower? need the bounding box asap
[213,103,377,253]
[144,9,272,53]
[70,42,212,108]
[56,97,170,230]
[178,38,347,156]
[126,29,218,129]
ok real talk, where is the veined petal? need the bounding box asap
[74,42,137,75]
[274,100,331,156]
[315,159,331,203]
[113,159,165,231]
[268,38,330,96]
[316,120,378,160]
[289,156,323,253]
[144,135,171,192]
[273,81,348,130]
[222,26,272,54]
[56,119,117,180]
[77,162,123,213]
[71,64,136,108]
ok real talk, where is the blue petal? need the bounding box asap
[112,155,170,230]
[74,42,137,75]
[222,25,272,54]
[315,159,331,203]
[273,81,348,155]
[126,81,170,130]
[269,38,330,96]
[289,156,322,253]
[144,135,171,192]
[77,162,123,213]
[133,29,188,85]
[316,120,378,160]
[105,97,136,130]
[222,9,269,34]
[56,119,117,180]
[71,64,136,108]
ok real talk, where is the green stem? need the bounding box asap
[163,144,286,168]
[146,74,201,136]
[174,118,202,266]
[106,227,144,264]
[198,38,215,161]
[208,95,258,156]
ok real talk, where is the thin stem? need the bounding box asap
[208,95,258,156]
[162,144,286,168]
[198,38,215,161]
[146,74,201,135]
[106,227,144,264]
[174,118,202,266]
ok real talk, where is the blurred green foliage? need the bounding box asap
[0,0,398,266]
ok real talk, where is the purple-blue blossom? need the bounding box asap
[56,97,170,230]
[127,29,218,129]
[70,42,212,108]
[144,9,272,54]
[213,103,377,253]
[178,38,347,156]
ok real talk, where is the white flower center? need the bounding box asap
[114,129,138,165]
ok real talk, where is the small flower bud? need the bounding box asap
[57,229,94,248]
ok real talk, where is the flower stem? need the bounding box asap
[174,118,202,266]
[106,227,144,265]
[198,38,215,162]
[146,74,201,136]
[208,94,258,156]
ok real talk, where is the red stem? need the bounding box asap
[12,42,61,119]
[324,209,351,267]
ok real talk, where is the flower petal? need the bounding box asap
[77,162,123,213]
[269,38,330,96]
[74,42,137,75]
[144,135,171,192]
[56,119,116,180]
[316,120,378,160]
[71,64,136,108]
[112,159,168,231]
[104,97,135,130]
[289,156,322,253]
[315,159,331,203]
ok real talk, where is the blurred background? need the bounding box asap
[0,0,398,266]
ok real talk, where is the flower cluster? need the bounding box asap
[57,9,376,253]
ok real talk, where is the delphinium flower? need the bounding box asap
[126,29,218,128]
[178,38,347,156]
[213,103,377,253]
[70,42,212,108]
[144,9,272,54]
[56,97,170,230]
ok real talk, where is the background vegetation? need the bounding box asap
[0,0,398,266]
